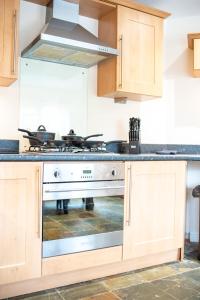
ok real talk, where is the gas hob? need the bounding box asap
[25,145,113,155]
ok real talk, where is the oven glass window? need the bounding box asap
[42,196,123,257]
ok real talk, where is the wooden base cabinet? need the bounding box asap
[123,161,186,260]
[0,160,186,299]
[0,162,42,285]
[0,0,19,86]
[98,5,165,101]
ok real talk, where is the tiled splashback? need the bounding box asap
[19,58,140,150]
[19,58,88,148]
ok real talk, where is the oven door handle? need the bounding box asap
[44,186,124,193]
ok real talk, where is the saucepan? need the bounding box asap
[18,125,55,143]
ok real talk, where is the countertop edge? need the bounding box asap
[1,153,200,161]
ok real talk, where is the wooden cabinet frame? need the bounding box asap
[123,161,186,260]
[0,162,42,285]
[0,0,19,86]
[188,33,200,77]
[98,5,164,100]
[25,0,170,19]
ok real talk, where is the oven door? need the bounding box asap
[42,180,124,258]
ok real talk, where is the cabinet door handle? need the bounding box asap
[126,164,132,226]
[11,9,17,75]
[36,167,41,239]
[119,35,123,89]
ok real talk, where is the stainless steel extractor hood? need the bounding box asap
[22,0,118,68]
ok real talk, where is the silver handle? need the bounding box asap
[119,35,123,88]
[126,165,132,226]
[44,186,124,193]
[36,167,41,239]
[12,9,17,75]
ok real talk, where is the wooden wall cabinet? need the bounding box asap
[123,161,186,260]
[98,6,166,101]
[188,33,200,77]
[0,162,42,285]
[0,0,19,87]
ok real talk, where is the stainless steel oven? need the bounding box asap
[42,162,124,258]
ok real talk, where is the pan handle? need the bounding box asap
[84,134,103,141]
[18,128,34,136]
[23,135,44,145]
[105,140,127,145]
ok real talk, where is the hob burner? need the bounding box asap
[27,145,108,154]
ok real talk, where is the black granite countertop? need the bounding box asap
[1,152,200,161]
[1,143,200,161]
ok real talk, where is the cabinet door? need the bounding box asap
[117,6,163,97]
[0,0,4,69]
[0,163,42,285]
[123,161,186,260]
[0,0,19,87]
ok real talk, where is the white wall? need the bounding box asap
[87,66,140,141]
[138,0,200,144]
[0,82,19,139]
[137,0,200,242]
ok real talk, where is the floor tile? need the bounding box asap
[115,282,176,300]
[136,265,178,282]
[58,282,108,300]
[169,259,200,274]
[10,290,62,300]
[103,272,146,290]
[181,268,200,286]
[81,292,121,300]
[151,274,200,300]
[187,295,200,300]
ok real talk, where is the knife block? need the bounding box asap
[129,141,140,154]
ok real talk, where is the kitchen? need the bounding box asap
[1,0,200,299]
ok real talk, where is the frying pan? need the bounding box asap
[23,135,68,147]
[84,140,127,151]
[62,129,103,147]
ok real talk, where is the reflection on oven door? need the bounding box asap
[42,196,124,257]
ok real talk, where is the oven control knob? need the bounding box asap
[112,170,116,176]
[54,170,60,178]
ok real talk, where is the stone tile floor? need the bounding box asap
[10,242,200,300]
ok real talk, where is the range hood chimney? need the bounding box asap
[22,0,118,68]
